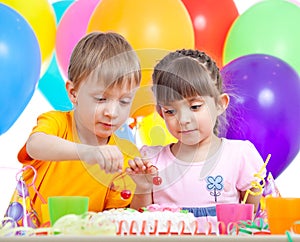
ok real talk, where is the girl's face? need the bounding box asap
[159,95,219,146]
[67,78,137,144]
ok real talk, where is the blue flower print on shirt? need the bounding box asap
[206,175,224,202]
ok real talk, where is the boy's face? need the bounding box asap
[67,78,138,144]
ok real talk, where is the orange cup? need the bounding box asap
[266,197,300,234]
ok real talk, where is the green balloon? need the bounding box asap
[223,0,300,75]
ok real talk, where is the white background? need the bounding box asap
[0,0,299,216]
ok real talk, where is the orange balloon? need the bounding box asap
[129,85,155,120]
[129,49,171,119]
[88,0,194,51]
[87,0,194,118]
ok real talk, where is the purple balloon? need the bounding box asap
[6,202,24,222]
[221,54,300,179]
[16,180,29,197]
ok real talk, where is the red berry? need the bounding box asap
[121,189,131,200]
[153,176,162,185]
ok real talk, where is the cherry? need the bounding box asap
[153,176,162,185]
[121,189,131,200]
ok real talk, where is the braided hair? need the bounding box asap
[152,49,227,136]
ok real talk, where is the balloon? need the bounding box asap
[221,54,300,179]
[181,0,238,68]
[38,0,74,111]
[129,49,172,119]
[1,0,56,76]
[87,0,194,118]
[0,4,41,135]
[16,180,29,197]
[52,0,74,23]
[223,0,300,75]
[6,202,24,222]
[139,112,177,146]
[130,85,156,120]
[38,55,73,111]
[56,0,100,78]
[88,0,194,51]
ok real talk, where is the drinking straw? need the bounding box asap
[242,154,271,204]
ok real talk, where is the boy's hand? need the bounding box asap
[80,144,123,173]
[126,157,158,194]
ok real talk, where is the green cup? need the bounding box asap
[48,196,89,226]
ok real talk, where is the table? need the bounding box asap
[0,235,299,242]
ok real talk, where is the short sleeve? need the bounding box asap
[236,141,266,191]
[31,111,70,137]
[18,111,72,164]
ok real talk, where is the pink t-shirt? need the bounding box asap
[140,138,266,232]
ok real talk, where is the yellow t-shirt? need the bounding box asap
[18,110,138,223]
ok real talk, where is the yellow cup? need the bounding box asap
[266,197,300,234]
[48,196,89,226]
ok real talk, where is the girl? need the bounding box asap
[127,49,265,231]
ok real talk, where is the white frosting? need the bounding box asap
[100,207,199,235]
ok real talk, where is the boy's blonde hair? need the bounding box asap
[68,32,141,89]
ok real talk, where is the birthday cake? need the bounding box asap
[100,204,201,235]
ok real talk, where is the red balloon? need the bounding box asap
[181,0,238,68]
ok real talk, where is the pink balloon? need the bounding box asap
[56,0,100,78]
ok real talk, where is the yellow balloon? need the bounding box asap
[139,112,177,146]
[2,0,57,75]
[87,0,194,118]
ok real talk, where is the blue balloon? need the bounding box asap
[221,54,300,179]
[38,55,73,111]
[38,0,74,111]
[0,4,41,135]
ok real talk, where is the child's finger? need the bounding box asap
[125,167,133,174]
[108,147,123,173]
[128,159,138,171]
[132,157,147,171]
[142,159,154,169]
[146,164,158,175]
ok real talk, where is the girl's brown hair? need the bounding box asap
[152,49,227,135]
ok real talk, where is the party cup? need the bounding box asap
[266,197,300,234]
[216,203,254,234]
[48,196,89,226]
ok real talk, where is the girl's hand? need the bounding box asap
[80,144,124,174]
[126,157,158,194]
